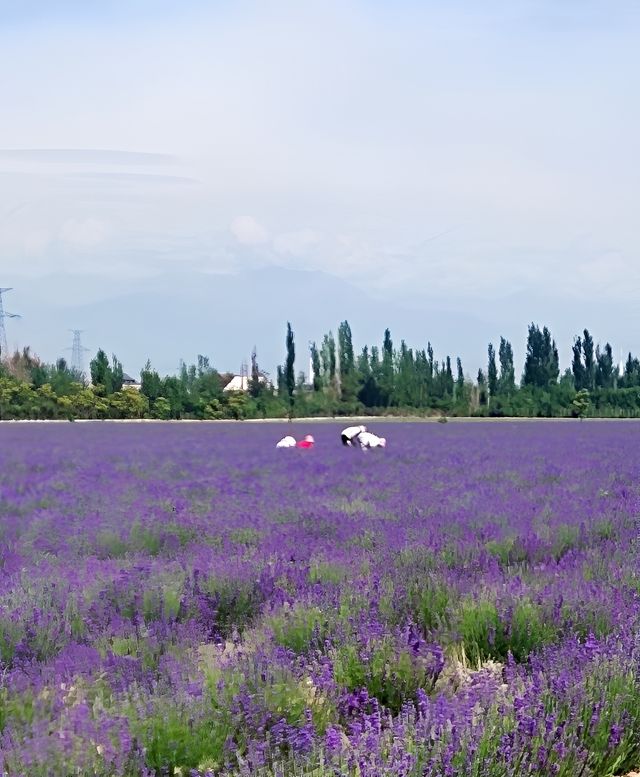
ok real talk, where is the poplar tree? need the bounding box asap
[572,336,585,390]
[321,332,337,392]
[498,337,515,393]
[595,342,615,389]
[310,342,322,392]
[380,329,394,406]
[338,320,357,403]
[455,357,465,403]
[523,324,559,387]
[582,329,596,391]
[285,322,295,408]
[487,343,498,398]
[477,369,488,406]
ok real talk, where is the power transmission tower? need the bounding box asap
[0,288,21,361]
[69,329,90,375]
[240,359,248,390]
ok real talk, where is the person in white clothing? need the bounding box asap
[276,435,297,448]
[358,431,386,449]
[341,425,366,446]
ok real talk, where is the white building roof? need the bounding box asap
[223,374,269,392]
[223,375,250,392]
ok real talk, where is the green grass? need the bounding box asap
[333,636,440,714]
[269,605,331,654]
[407,578,452,632]
[457,596,558,663]
[200,575,264,637]
[551,523,582,562]
[308,561,347,585]
[485,535,530,566]
[229,527,263,547]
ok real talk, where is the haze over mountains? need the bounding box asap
[5,267,639,380]
[2,2,639,380]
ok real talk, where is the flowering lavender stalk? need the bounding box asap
[0,421,639,775]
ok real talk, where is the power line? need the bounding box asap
[69,329,90,375]
[0,288,21,361]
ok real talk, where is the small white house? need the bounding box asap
[223,375,250,392]
[122,372,142,391]
[223,373,270,393]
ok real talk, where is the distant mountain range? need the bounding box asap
[5,267,640,378]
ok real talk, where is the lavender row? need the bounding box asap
[1,421,639,775]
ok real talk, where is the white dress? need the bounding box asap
[276,435,297,448]
[358,431,386,449]
[341,425,367,444]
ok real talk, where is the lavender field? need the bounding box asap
[1,421,640,776]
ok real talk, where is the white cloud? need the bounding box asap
[59,217,109,248]
[23,228,52,257]
[273,229,321,256]
[1,1,640,313]
[230,216,269,246]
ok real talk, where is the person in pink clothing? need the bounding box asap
[297,434,315,449]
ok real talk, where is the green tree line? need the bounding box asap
[2,322,640,420]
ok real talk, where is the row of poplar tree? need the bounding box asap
[273,321,640,419]
[2,321,640,419]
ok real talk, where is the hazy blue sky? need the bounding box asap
[1,1,639,375]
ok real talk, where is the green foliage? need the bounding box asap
[0,583,84,669]
[487,343,498,398]
[579,661,640,776]
[226,391,250,420]
[128,523,163,556]
[108,388,149,419]
[552,523,582,561]
[151,396,171,419]
[119,521,199,558]
[523,323,559,388]
[457,597,557,663]
[95,529,129,559]
[132,701,231,775]
[408,579,451,631]
[333,636,440,714]
[200,576,264,636]
[572,388,591,419]
[285,321,296,409]
[308,561,347,585]
[229,527,262,547]
[485,535,530,566]
[0,616,24,667]
[456,598,503,663]
[310,341,323,392]
[140,360,163,401]
[508,599,558,661]
[498,337,516,393]
[268,605,329,654]
[271,674,335,734]
[320,332,337,393]
[440,663,640,776]
[90,349,124,396]
[6,321,640,419]
[142,585,182,624]
[593,517,615,541]
[338,320,357,403]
